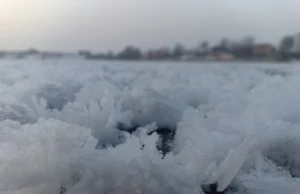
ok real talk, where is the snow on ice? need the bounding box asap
[0,59,300,193]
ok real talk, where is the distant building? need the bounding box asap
[181,49,209,61]
[144,48,171,60]
[253,44,275,57]
[180,54,197,61]
[215,52,235,61]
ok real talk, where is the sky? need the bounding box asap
[0,0,300,52]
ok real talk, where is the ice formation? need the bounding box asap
[0,59,299,194]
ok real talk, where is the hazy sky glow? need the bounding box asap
[0,0,300,52]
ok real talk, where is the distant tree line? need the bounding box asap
[89,33,298,62]
[2,33,300,62]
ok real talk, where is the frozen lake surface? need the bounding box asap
[0,59,300,194]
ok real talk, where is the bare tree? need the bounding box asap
[172,43,185,59]
[294,33,300,53]
[118,45,142,60]
[200,41,209,53]
[220,37,230,49]
[240,36,255,47]
[278,35,295,61]
[280,35,295,52]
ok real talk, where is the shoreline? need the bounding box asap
[0,56,299,64]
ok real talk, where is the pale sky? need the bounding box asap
[0,0,299,52]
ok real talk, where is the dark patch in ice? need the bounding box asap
[59,186,67,194]
[265,140,300,178]
[116,122,140,134]
[96,122,176,157]
[37,84,82,111]
[117,122,176,156]
[201,182,226,194]
[201,181,239,194]
[148,126,176,156]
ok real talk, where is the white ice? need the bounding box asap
[0,59,299,193]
